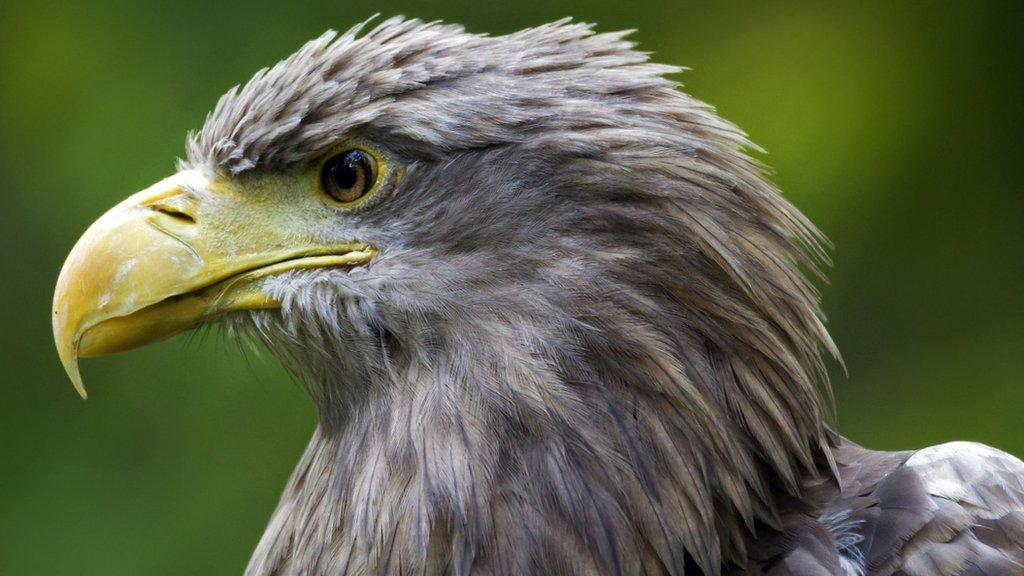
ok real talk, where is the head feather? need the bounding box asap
[201,17,842,575]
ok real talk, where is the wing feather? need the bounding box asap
[895,442,1024,576]
[731,441,1024,576]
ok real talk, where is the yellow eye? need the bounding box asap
[321,149,378,204]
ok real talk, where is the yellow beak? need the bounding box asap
[52,170,375,398]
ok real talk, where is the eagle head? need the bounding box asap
[53,17,837,575]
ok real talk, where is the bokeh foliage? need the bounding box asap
[1,1,1021,573]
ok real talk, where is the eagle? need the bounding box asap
[52,17,1024,576]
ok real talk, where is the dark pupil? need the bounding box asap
[330,151,365,190]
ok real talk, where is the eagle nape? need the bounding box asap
[52,16,1024,576]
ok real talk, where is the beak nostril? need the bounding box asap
[149,202,197,224]
[144,186,198,224]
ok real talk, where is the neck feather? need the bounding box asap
[245,306,835,575]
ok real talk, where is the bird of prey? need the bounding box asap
[52,17,1024,576]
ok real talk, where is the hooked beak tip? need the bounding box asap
[57,338,87,399]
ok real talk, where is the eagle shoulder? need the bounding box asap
[892,441,1024,576]
[752,441,1024,576]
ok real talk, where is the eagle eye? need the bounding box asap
[321,149,378,204]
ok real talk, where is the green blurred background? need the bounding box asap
[1,0,1021,573]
